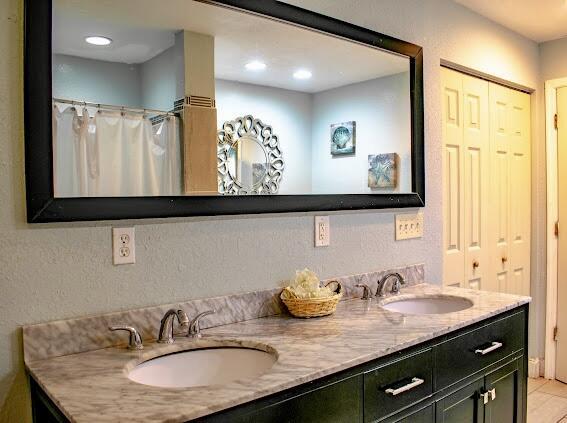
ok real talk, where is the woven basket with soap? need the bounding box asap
[280,269,342,318]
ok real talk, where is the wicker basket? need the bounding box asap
[280,280,342,318]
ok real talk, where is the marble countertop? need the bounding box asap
[26,284,530,423]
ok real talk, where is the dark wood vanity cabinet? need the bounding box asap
[31,306,528,423]
[196,306,528,423]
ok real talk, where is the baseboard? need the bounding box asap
[528,357,543,378]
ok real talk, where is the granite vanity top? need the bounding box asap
[25,284,530,423]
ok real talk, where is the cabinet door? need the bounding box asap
[484,359,523,423]
[441,67,465,288]
[435,378,484,423]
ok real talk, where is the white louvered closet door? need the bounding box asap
[442,69,531,296]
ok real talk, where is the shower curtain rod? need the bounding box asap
[52,98,179,117]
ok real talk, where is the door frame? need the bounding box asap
[544,77,567,379]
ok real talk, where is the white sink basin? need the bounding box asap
[128,347,276,388]
[381,295,473,315]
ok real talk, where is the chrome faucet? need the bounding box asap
[109,325,144,350]
[158,309,189,344]
[356,283,373,300]
[376,272,405,297]
[187,310,216,338]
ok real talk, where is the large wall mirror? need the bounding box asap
[24,0,424,222]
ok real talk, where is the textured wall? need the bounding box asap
[0,0,541,421]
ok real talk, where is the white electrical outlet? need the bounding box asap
[395,213,423,240]
[315,216,330,247]
[112,227,136,265]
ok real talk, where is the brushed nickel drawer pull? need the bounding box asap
[385,377,424,396]
[475,341,503,355]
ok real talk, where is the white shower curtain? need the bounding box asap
[52,105,182,197]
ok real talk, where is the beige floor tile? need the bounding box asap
[529,377,549,394]
[527,391,567,423]
[539,380,567,399]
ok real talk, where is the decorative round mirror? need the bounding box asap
[218,115,284,194]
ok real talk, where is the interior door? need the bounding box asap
[557,86,567,383]
[442,67,465,288]
[488,83,512,294]
[462,74,490,291]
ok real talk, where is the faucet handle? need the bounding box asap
[109,325,143,350]
[355,284,373,300]
[389,273,406,294]
[188,310,216,338]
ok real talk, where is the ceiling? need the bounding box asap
[52,0,408,93]
[453,0,567,43]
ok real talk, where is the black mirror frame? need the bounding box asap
[24,0,424,223]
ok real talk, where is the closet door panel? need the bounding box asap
[463,75,489,291]
[508,90,531,296]
[442,68,465,288]
[489,83,512,292]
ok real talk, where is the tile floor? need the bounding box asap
[528,378,567,422]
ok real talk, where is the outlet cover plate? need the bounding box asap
[112,227,136,265]
[395,213,423,240]
[315,216,330,247]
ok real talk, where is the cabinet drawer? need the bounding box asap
[364,349,433,422]
[435,310,525,390]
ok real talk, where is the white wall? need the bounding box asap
[0,0,541,421]
[311,73,411,194]
[52,54,141,107]
[216,79,313,194]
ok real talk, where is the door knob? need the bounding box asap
[501,256,508,264]
[472,260,479,269]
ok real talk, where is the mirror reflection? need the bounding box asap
[52,0,412,197]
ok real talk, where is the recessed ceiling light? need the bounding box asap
[293,69,312,80]
[85,36,113,46]
[245,60,267,71]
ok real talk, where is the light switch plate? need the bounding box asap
[395,213,423,240]
[315,216,330,247]
[112,227,136,265]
